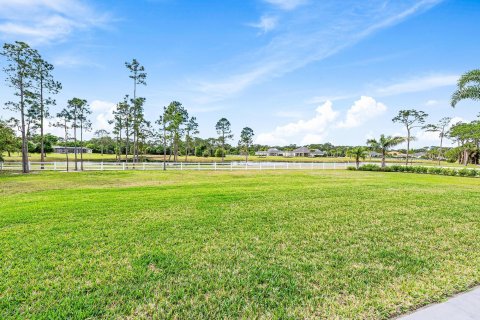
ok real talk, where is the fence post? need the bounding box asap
[230,162,233,171]
[101,161,104,171]
[311,162,314,170]
[143,163,146,170]
[0,162,3,171]
[287,163,289,170]
[333,163,336,169]
[214,162,217,171]
[181,162,183,171]
[53,162,56,171]
[123,162,125,171]
[274,163,276,170]
[198,163,200,170]
[260,162,262,170]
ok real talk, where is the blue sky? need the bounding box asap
[1,0,479,147]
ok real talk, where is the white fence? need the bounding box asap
[0,161,351,172]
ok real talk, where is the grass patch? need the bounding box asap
[1,170,480,318]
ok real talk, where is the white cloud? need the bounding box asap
[196,0,443,102]
[90,100,116,131]
[337,96,387,128]
[425,99,439,106]
[0,0,111,44]
[248,15,278,34]
[256,101,339,145]
[376,74,458,96]
[263,0,308,10]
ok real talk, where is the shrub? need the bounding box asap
[428,167,442,175]
[389,165,403,172]
[358,164,381,171]
[214,148,225,158]
[347,166,357,171]
[441,168,456,176]
[458,168,471,177]
[202,150,210,157]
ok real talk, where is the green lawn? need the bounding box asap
[1,170,480,319]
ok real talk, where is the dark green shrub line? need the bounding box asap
[348,164,480,178]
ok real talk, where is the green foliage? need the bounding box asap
[451,69,480,107]
[202,150,210,157]
[355,164,479,178]
[358,164,381,171]
[214,148,225,158]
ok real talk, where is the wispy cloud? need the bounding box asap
[376,74,458,96]
[196,0,444,103]
[263,0,308,10]
[248,15,278,34]
[0,0,111,45]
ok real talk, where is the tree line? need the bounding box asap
[2,41,480,172]
[0,41,256,172]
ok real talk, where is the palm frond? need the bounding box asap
[451,85,480,107]
[457,69,480,89]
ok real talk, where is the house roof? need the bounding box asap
[53,146,91,150]
[267,148,281,152]
[311,149,324,154]
[293,147,310,153]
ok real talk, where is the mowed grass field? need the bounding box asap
[1,170,480,319]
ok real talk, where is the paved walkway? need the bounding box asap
[398,286,480,320]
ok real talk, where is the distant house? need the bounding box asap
[293,147,310,157]
[412,152,427,159]
[255,151,268,157]
[53,146,93,154]
[267,148,283,156]
[369,151,383,158]
[310,149,325,157]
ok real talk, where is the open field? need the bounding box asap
[2,152,476,167]
[1,170,480,319]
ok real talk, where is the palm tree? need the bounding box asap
[367,135,406,168]
[347,146,368,169]
[451,69,480,107]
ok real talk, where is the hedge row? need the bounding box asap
[348,164,480,177]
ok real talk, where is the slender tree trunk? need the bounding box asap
[381,150,386,168]
[73,113,78,171]
[163,122,167,171]
[222,133,225,162]
[125,124,129,167]
[18,73,29,174]
[185,135,189,162]
[64,121,69,172]
[80,121,84,171]
[438,135,443,166]
[406,129,410,166]
[40,76,45,169]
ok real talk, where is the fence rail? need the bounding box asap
[0,161,351,172]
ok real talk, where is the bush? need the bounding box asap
[358,164,381,171]
[350,163,479,179]
[441,168,456,176]
[214,148,225,158]
[202,150,210,157]
[458,168,472,177]
[427,167,442,175]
